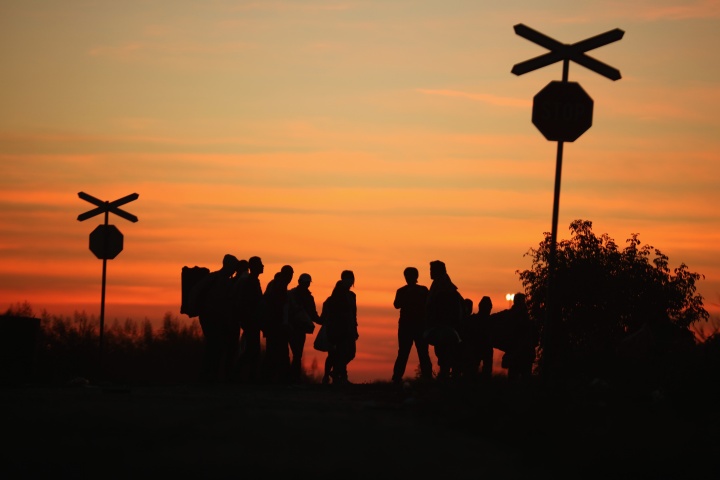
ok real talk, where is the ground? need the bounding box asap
[2,377,719,479]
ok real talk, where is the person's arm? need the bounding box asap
[393,287,403,310]
[307,294,321,323]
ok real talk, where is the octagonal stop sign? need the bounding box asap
[89,224,124,260]
[532,81,594,142]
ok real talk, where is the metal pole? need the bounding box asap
[99,207,109,371]
[543,139,563,377]
[542,58,570,380]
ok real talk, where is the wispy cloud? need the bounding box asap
[88,41,253,61]
[587,0,720,22]
[229,1,358,13]
[415,89,531,108]
[633,0,720,21]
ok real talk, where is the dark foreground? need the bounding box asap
[2,377,719,479]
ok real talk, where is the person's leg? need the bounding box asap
[200,316,223,382]
[238,326,261,383]
[435,344,450,381]
[289,332,306,383]
[392,324,413,383]
[414,332,434,380]
[323,352,333,384]
[480,345,494,380]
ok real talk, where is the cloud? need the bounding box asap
[634,0,720,21]
[586,0,720,22]
[415,89,531,108]
[88,41,253,61]
[229,1,358,13]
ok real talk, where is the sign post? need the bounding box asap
[77,192,139,371]
[512,24,623,379]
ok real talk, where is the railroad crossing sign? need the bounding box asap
[77,192,139,223]
[78,191,138,259]
[511,24,624,80]
[77,191,139,371]
[532,81,594,142]
[513,24,622,143]
[89,224,124,260]
[511,24,623,378]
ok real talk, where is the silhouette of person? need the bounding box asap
[503,293,538,381]
[235,255,264,383]
[391,267,432,384]
[456,297,476,379]
[261,265,294,383]
[322,270,358,385]
[287,273,321,383]
[475,296,494,380]
[225,258,250,379]
[425,260,464,381]
[192,253,239,382]
[458,296,494,380]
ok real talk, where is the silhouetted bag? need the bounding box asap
[313,324,329,352]
[286,291,316,334]
[424,325,461,347]
[292,309,315,334]
[181,266,210,318]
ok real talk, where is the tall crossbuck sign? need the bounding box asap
[77,191,139,368]
[511,24,623,374]
[512,24,623,142]
[78,192,138,259]
[511,24,624,80]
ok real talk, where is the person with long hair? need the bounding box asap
[321,270,358,385]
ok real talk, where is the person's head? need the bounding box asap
[298,273,312,288]
[280,265,294,284]
[478,296,493,315]
[236,259,249,276]
[429,260,446,280]
[513,293,526,308]
[340,270,355,288]
[403,267,419,285]
[248,256,264,276]
[463,298,473,316]
[221,254,239,274]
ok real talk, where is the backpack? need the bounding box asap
[319,295,335,325]
[181,266,210,318]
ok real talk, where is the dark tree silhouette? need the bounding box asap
[517,219,709,382]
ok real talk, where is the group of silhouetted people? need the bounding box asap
[188,254,537,385]
[188,254,358,385]
[391,260,539,384]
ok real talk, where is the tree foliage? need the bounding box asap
[517,220,709,379]
[1,307,205,385]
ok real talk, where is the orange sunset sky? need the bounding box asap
[2,1,719,383]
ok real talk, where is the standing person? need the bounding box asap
[322,270,358,385]
[236,256,264,383]
[425,260,464,382]
[475,296,495,380]
[287,273,321,383]
[225,258,249,379]
[504,293,538,381]
[456,297,476,379]
[261,265,294,383]
[191,254,239,383]
[458,296,494,380]
[391,267,432,384]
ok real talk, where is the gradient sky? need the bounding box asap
[2,1,719,382]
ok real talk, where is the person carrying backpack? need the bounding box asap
[192,254,239,382]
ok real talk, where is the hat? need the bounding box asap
[299,273,312,284]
